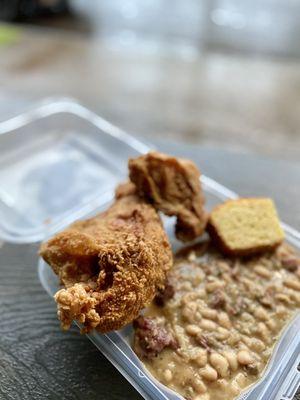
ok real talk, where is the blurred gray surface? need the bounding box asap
[0,141,299,399]
[1,23,300,162]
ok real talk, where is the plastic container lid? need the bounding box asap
[0,99,149,243]
[3,99,300,400]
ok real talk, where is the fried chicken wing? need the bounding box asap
[128,151,207,242]
[115,181,136,199]
[40,194,172,333]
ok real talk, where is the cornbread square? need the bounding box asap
[208,198,285,256]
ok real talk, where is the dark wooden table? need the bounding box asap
[1,140,300,400]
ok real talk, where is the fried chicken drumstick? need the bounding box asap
[40,194,172,333]
[128,151,207,242]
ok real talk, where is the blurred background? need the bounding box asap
[0,0,300,160]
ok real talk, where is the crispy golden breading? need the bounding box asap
[115,181,136,199]
[40,195,172,333]
[128,151,207,242]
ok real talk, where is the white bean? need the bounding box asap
[217,261,230,271]
[200,308,217,320]
[163,369,173,383]
[266,319,276,332]
[182,302,198,322]
[222,273,232,283]
[218,312,232,329]
[254,307,269,321]
[276,305,288,316]
[206,281,224,292]
[181,294,198,306]
[275,293,291,304]
[241,312,255,323]
[197,289,207,299]
[242,336,252,347]
[249,338,266,352]
[216,327,230,341]
[194,349,208,367]
[284,279,300,291]
[223,351,238,371]
[199,365,218,381]
[227,332,241,346]
[188,252,196,261]
[185,324,201,336]
[210,353,229,377]
[193,378,207,394]
[257,322,269,340]
[180,282,193,291]
[237,350,253,365]
[254,265,271,278]
[290,292,300,305]
[200,319,217,331]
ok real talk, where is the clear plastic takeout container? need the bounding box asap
[1,99,299,400]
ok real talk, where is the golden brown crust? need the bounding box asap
[207,198,284,257]
[128,151,207,242]
[207,221,282,257]
[40,194,172,333]
[115,181,136,199]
